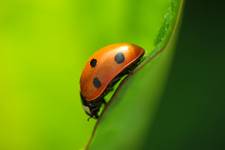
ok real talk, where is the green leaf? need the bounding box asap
[87,0,184,149]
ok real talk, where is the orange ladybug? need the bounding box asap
[80,43,145,118]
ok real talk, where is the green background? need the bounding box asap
[1,0,225,150]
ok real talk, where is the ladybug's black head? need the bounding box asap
[80,93,101,119]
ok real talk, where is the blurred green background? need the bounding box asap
[1,0,225,150]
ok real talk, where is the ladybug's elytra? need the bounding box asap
[80,43,145,119]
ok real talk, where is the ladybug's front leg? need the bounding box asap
[94,114,99,119]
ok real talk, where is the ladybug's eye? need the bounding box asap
[114,52,125,64]
[90,59,97,68]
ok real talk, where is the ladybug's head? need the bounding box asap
[80,93,101,119]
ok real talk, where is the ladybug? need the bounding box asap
[80,43,145,119]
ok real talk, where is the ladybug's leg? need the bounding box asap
[94,114,99,119]
[102,98,107,104]
[122,67,133,75]
[127,61,139,73]
[127,68,133,74]
[125,57,144,75]
[107,86,114,92]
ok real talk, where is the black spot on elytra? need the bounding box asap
[90,59,97,68]
[114,52,125,64]
[93,77,101,88]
